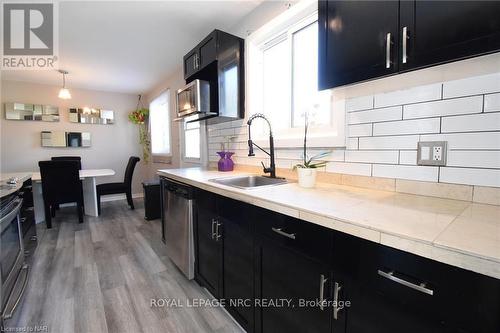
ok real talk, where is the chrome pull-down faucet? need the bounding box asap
[247,113,278,178]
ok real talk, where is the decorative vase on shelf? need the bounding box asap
[297,168,317,188]
[217,151,234,172]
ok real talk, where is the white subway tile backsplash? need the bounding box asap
[345,150,399,164]
[420,132,500,150]
[359,135,419,150]
[209,72,500,189]
[440,167,500,187]
[346,138,358,150]
[373,165,439,182]
[321,150,345,162]
[374,83,442,108]
[326,162,372,176]
[348,124,372,137]
[441,112,500,133]
[346,95,373,112]
[399,151,418,165]
[373,118,440,136]
[447,151,500,169]
[348,106,402,124]
[219,128,236,136]
[485,93,500,112]
[443,72,500,98]
[403,96,483,119]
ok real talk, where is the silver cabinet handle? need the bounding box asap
[215,220,222,241]
[377,269,433,296]
[20,217,26,223]
[333,282,342,320]
[211,218,217,240]
[402,26,409,63]
[26,206,34,212]
[319,274,328,310]
[271,227,296,240]
[385,32,392,69]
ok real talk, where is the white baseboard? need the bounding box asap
[101,193,144,203]
[58,193,144,207]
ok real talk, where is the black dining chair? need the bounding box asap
[96,156,140,215]
[51,156,82,169]
[51,156,83,210]
[38,160,84,228]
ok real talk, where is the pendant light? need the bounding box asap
[58,69,72,99]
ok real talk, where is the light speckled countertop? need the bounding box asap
[158,168,500,280]
[0,173,32,198]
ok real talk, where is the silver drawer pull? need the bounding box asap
[402,26,409,63]
[271,227,296,240]
[211,218,217,240]
[385,32,392,68]
[333,281,342,320]
[377,269,433,295]
[319,274,328,310]
[215,221,222,241]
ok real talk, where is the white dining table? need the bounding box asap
[31,169,115,222]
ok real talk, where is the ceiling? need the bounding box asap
[1,1,264,94]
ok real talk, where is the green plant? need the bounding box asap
[128,107,150,163]
[293,112,331,170]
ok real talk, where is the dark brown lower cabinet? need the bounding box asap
[219,196,254,332]
[332,232,500,333]
[190,188,500,333]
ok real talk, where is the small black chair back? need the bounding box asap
[124,156,140,186]
[39,160,83,204]
[51,156,82,169]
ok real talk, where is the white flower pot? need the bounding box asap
[297,168,317,188]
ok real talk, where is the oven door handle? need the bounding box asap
[0,199,23,233]
[1,264,29,320]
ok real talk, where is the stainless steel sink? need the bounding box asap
[210,175,287,189]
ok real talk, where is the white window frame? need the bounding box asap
[149,89,172,163]
[246,0,346,148]
[179,120,207,165]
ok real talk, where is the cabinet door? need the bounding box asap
[218,196,254,332]
[194,189,222,297]
[199,32,217,69]
[400,1,500,71]
[255,238,332,333]
[333,233,451,333]
[319,0,399,89]
[184,50,198,79]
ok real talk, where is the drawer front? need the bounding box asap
[254,206,332,263]
[333,231,500,333]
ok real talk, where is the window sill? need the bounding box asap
[152,155,172,164]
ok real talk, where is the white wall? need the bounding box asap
[0,80,147,193]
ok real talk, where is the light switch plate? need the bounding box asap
[417,141,447,166]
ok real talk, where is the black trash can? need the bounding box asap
[142,180,161,220]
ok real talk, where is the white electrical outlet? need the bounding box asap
[417,141,447,166]
[433,146,442,161]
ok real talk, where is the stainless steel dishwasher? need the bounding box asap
[161,178,194,280]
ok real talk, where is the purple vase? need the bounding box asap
[217,151,234,172]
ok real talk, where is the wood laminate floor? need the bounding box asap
[5,200,243,333]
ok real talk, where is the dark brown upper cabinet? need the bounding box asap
[182,30,244,124]
[319,0,500,90]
